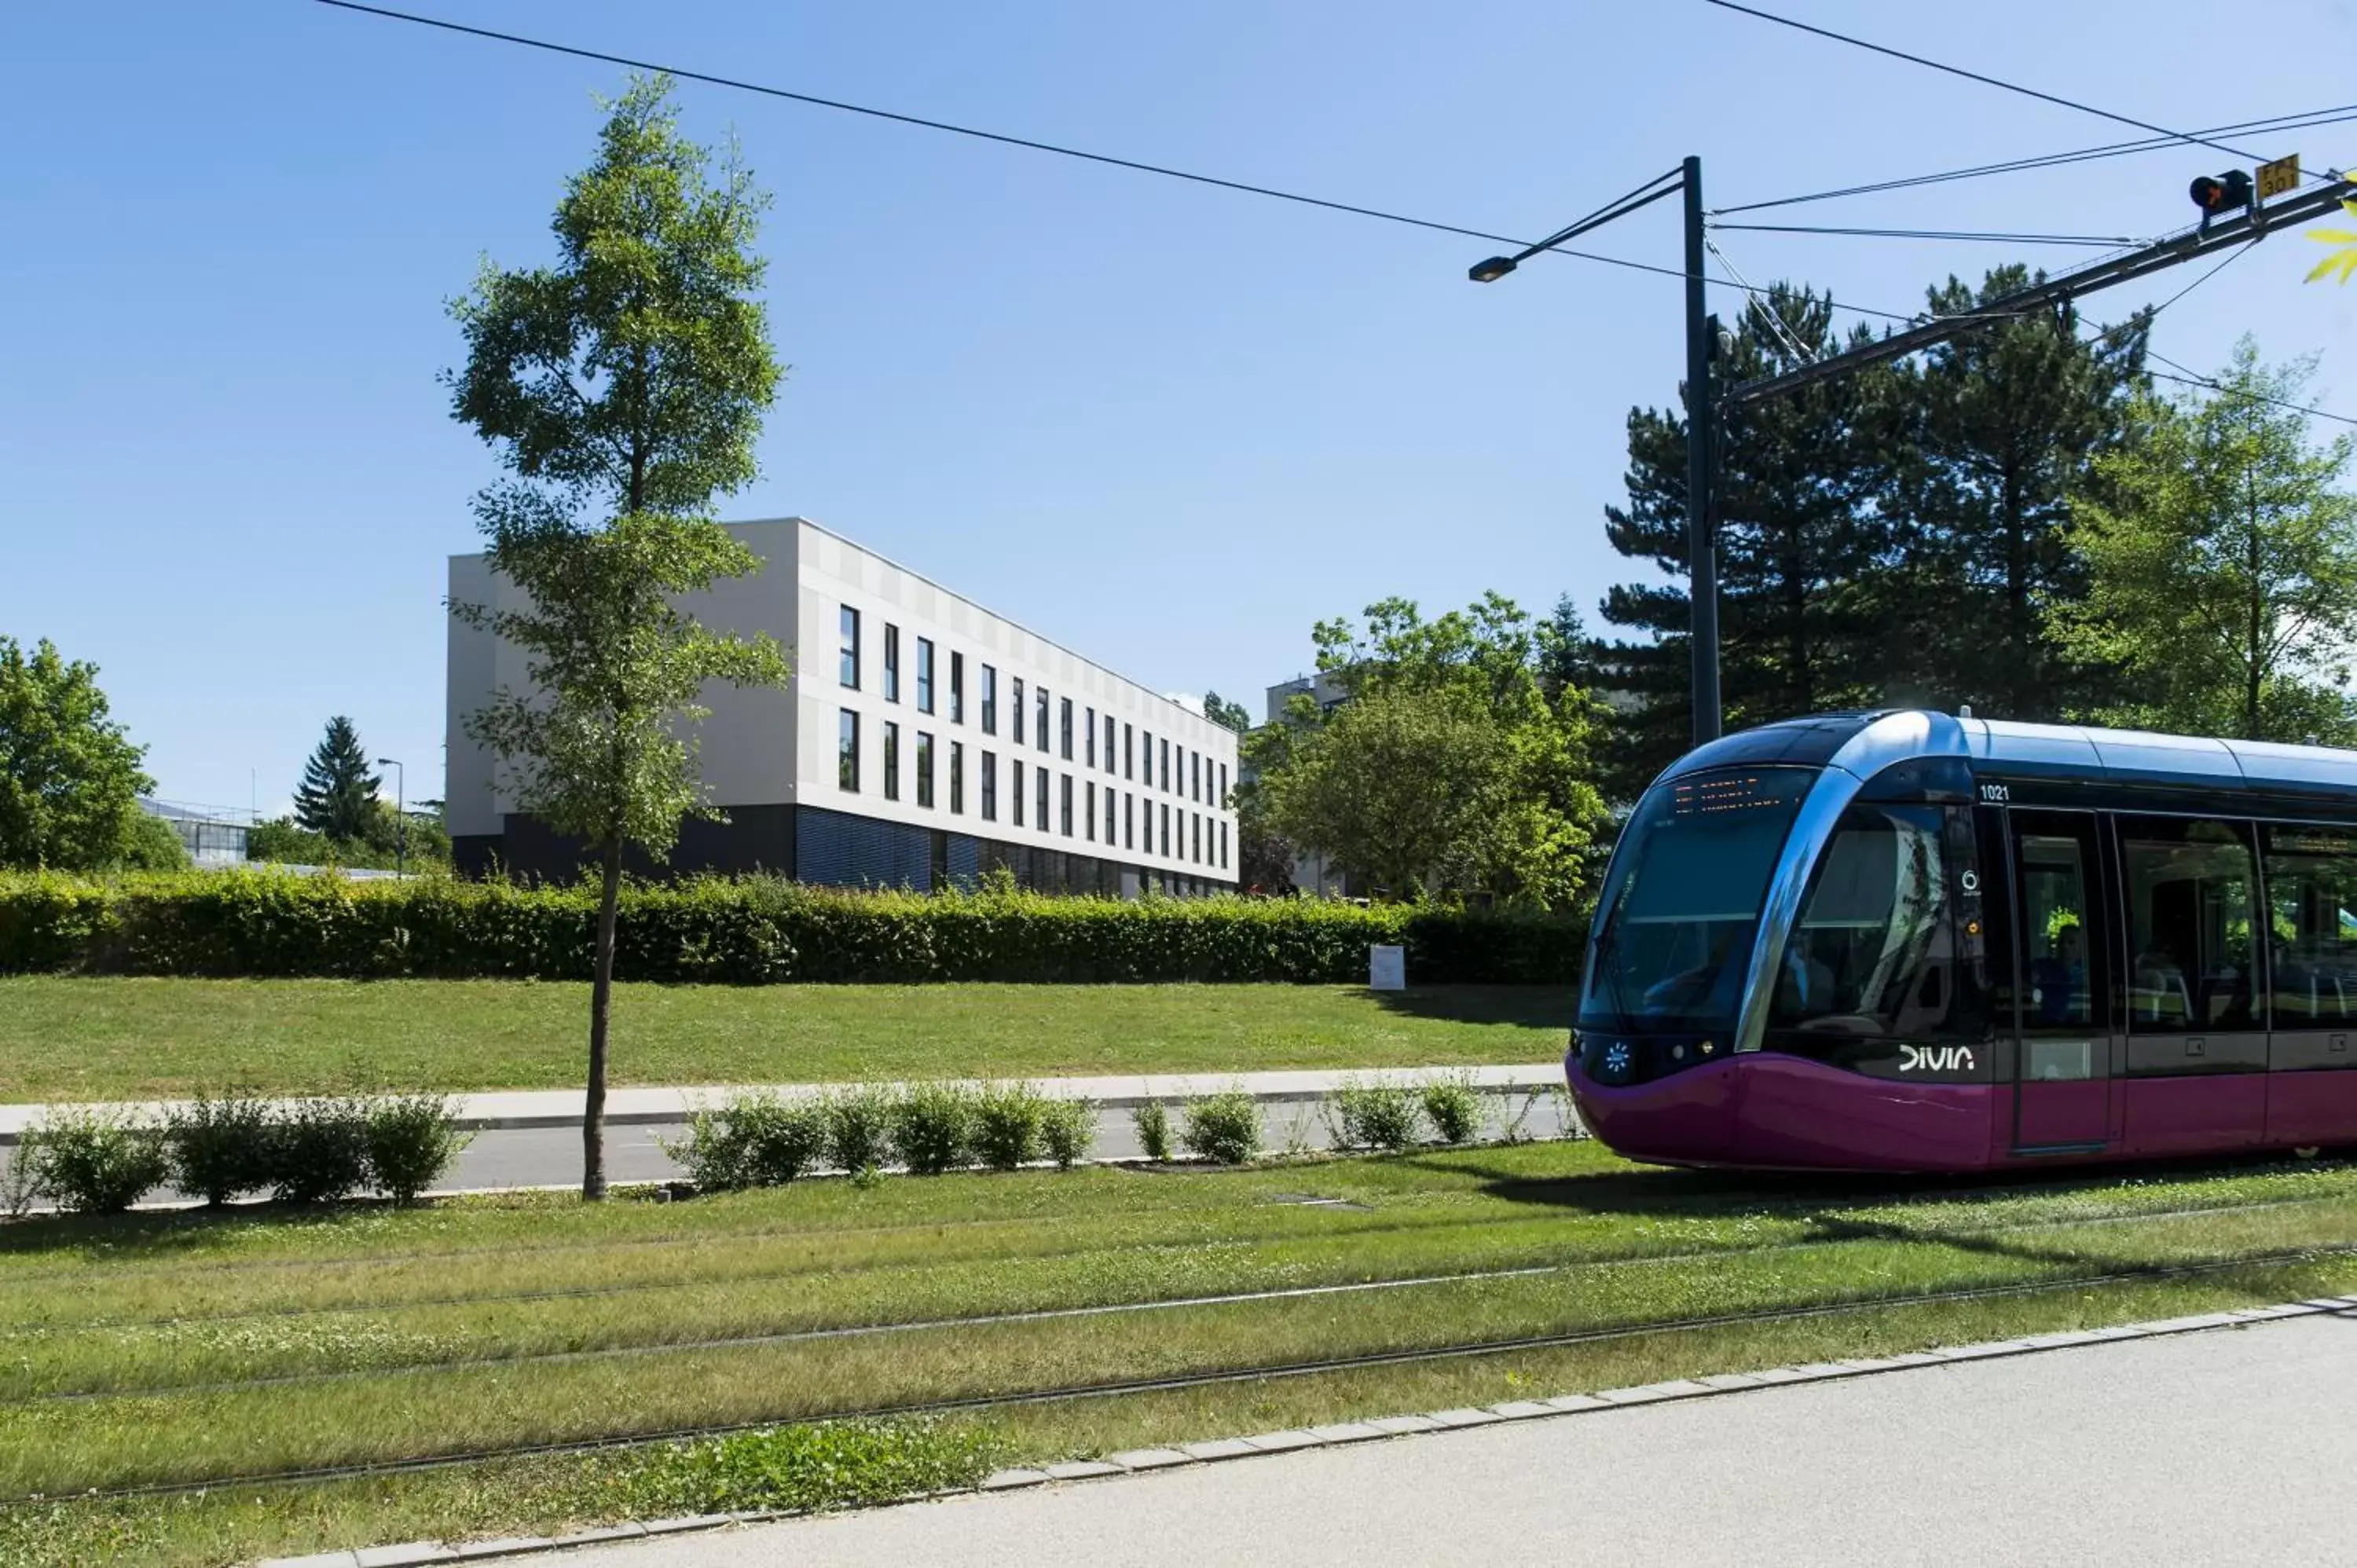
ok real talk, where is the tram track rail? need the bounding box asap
[35,1240,2357,1508]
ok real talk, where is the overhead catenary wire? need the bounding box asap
[1711,223,2148,247]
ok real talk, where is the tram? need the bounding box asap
[1567,709,2357,1171]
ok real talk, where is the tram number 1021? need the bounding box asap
[1978,783,2011,804]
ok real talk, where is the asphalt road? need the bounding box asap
[533,1313,2357,1567]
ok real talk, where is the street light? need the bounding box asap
[376,757,406,878]
[1466,157,1723,746]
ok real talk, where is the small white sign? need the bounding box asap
[1369,944,1406,991]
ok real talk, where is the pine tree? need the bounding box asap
[1594,284,1897,800]
[1882,266,2150,720]
[292,716,380,842]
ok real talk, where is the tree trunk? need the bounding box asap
[585,839,623,1201]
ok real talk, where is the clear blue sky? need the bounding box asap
[5,0,2354,815]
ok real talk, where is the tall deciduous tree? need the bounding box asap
[0,636,159,871]
[1202,691,1252,734]
[1884,267,2149,720]
[292,716,381,842]
[446,75,790,1200]
[2052,341,2357,742]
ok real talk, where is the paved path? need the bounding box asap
[530,1313,2357,1567]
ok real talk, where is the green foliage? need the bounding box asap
[163,1091,275,1207]
[1325,1078,1420,1152]
[1131,1098,1173,1161]
[1419,1071,1486,1145]
[365,1093,474,1203]
[970,1081,1047,1171]
[1202,691,1252,734]
[19,1108,167,1213]
[1181,1090,1262,1164]
[114,809,189,873]
[1247,594,1607,907]
[251,801,453,873]
[823,1084,896,1176]
[0,636,157,872]
[2053,340,2357,742]
[662,1091,825,1191]
[293,716,382,842]
[266,1097,375,1204]
[889,1081,977,1175]
[1038,1096,1096,1170]
[0,870,1585,983]
[615,1418,1006,1517]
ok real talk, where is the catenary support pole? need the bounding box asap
[1682,156,1721,744]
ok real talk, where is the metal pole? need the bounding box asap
[1681,156,1721,744]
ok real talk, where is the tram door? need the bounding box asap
[2009,811,2116,1151]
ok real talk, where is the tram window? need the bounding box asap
[2117,817,2259,1034]
[2016,835,2091,1028]
[2262,825,2357,1028]
[1768,804,1961,1039]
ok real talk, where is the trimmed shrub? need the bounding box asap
[1039,1097,1096,1171]
[266,1097,373,1204]
[1131,1100,1173,1162]
[825,1085,896,1176]
[1326,1079,1420,1152]
[663,1092,826,1191]
[970,1083,1046,1173]
[0,869,1585,985]
[365,1094,472,1203]
[23,1109,167,1213]
[164,1091,275,1207]
[1182,1090,1262,1165]
[1420,1072,1486,1145]
[889,1082,975,1176]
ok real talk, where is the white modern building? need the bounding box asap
[447,518,1241,895]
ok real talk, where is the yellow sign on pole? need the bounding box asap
[2259,155,2301,201]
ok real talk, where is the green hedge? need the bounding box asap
[0,870,1585,985]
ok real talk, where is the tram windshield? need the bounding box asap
[1581,768,1814,1035]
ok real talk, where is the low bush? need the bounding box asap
[1131,1099,1173,1162]
[266,1097,374,1204]
[970,1083,1046,1173]
[825,1085,896,1176]
[663,1092,827,1192]
[890,1082,976,1176]
[0,868,1586,984]
[1419,1072,1486,1145]
[1039,1097,1096,1171]
[22,1109,167,1214]
[163,1091,275,1206]
[365,1094,472,1203]
[1182,1090,1262,1165]
[1326,1079,1421,1152]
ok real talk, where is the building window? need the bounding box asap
[1036,765,1049,830]
[1125,793,1135,851]
[1011,677,1025,744]
[1036,687,1050,753]
[838,607,860,689]
[950,652,965,724]
[1104,714,1116,773]
[883,625,900,702]
[1192,751,1201,803]
[1085,706,1096,768]
[950,742,965,814]
[838,709,860,791]
[1219,761,1229,807]
[1220,819,1229,871]
[882,722,900,801]
[981,665,998,734]
[1193,812,1202,863]
[1061,774,1074,837]
[1160,803,1171,858]
[916,638,936,713]
[1060,698,1074,760]
[1085,782,1096,842]
[1160,738,1171,793]
[1125,724,1135,780]
[981,751,998,821]
[1011,758,1025,826]
[916,731,935,808]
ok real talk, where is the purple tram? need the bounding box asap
[1567,709,2357,1172]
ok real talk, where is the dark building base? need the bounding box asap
[454,804,1234,898]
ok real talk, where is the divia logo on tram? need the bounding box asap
[1897,1044,1976,1074]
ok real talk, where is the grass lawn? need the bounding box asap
[0,978,1574,1102]
[1,1140,2353,1563]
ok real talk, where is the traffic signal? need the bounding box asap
[2190,170,2253,215]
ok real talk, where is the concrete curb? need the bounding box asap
[251,1293,2357,1567]
[0,1064,1566,1145]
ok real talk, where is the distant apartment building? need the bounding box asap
[1258,672,1353,898]
[447,518,1241,896]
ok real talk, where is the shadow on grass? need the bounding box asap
[1361,985,1576,1031]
